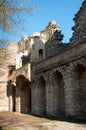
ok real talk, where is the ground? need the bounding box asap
[0,112,86,130]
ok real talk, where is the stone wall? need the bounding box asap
[6,41,18,66]
[31,57,86,119]
[1,0,86,120]
[0,42,18,111]
[45,30,64,58]
[30,36,45,63]
[0,48,6,70]
[70,1,86,45]
[41,20,60,42]
[18,35,28,53]
[7,74,31,114]
[0,82,8,111]
[31,4,86,117]
[31,76,46,116]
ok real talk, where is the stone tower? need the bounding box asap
[43,21,64,58]
[41,20,62,42]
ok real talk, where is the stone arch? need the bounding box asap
[31,75,46,116]
[16,75,31,114]
[53,70,65,116]
[74,64,86,117]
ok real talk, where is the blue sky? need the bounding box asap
[2,0,83,45]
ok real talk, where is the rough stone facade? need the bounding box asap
[0,1,86,120]
[70,0,86,45]
[0,41,18,111]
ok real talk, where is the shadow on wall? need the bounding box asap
[7,75,31,114]
[0,126,2,130]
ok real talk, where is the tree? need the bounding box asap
[0,0,36,46]
[0,0,35,33]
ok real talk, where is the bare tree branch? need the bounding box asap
[0,0,6,7]
[0,0,36,33]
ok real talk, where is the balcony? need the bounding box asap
[8,63,31,82]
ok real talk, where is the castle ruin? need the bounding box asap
[0,1,86,120]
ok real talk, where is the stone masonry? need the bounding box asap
[0,0,86,120]
[0,41,18,111]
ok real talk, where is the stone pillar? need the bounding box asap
[9,95,13,112]
[81,69,86,118]
[16,87,21,113]
[45,73,59,117]
[46,75,54,117]
[8,81,14,112]
[31,78,46,116]
[64,66,81,117]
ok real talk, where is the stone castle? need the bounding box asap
[0,1,86,119]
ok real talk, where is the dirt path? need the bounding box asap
[0,111,49,129]
[0,112,86,130]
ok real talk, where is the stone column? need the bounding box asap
[9,95,13,112]
[31,78,46,116]
[45,73,59,117]
[16,87,21,113]
[8,81,14,112]
[64,66,81,117]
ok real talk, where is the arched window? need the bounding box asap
[39,49,43,61]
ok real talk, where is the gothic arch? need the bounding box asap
[16,75,31,114]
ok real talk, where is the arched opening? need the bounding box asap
[53,71,65,116]
[75,64,86,117]
[39,49,43,61]
[16,75,31,114]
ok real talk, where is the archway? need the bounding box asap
[16,75,31,114]
[53,71,65,116]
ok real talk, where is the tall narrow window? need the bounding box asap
[39,49,43,61]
